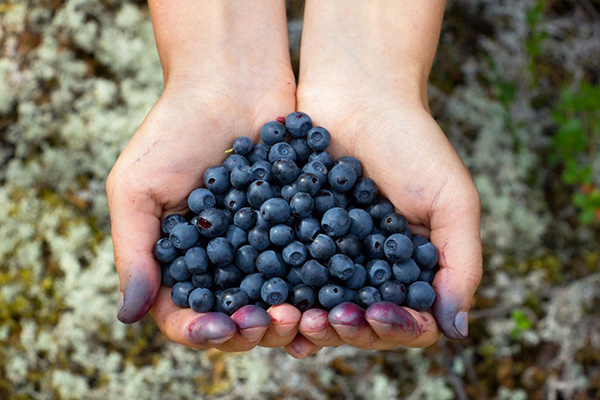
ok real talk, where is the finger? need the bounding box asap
[216,305,271,352]
[328,302,389,350]
[258,304,301,348]
[107,173,162,323]
[285,333,323,359]
[430,179,483,340]
[298,308,344,347]
[365,302,440,348]
[151,286,237,348]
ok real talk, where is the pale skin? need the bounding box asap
[106,0,483,357]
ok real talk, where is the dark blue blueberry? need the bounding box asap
[290,284,317,311]
[318,283,347,310]
[271,185,282,198]
[356,286,382,308]
[368,198,395,222]
[213,290,226,313]
[214,265,243,289]
[154,238,178,263]
[308,151,334,170]
[233,207,256,230]
[251,160,272,182]
[235,245,258,274]
[406,281,436,311]
[354,254,366,265]
[352,177,378,207]
[313,189,336,215]
[302,161,328,185]
[282,241,308,266]
[333,156,361,177]
[294,217,321,242]
[222,209,233,223]
[295,173,321,196]
[363,233,387,259]
[281,183,299,202]
[189,288,215,313]
[161,265,177,287]
[290,192,315,218]
[348,209,374,240]
[301,260,330,288]
[224,188,246,214]
[269,224,294,247]
[260,120,287,145]
[306,126,331,151]
[380,213,408,235]
[213,192,226,208]
[367,259,392,287]
[308,234,336,261]
[268,142,297,163]
[191,272,213,288]
[184,246,208,274]
[272,159,301,185]
[225,224,247,249]
[171,281,195,308]
[286,266,304,286]
[253,299,270,310]
[233,135,253,155]
[345,264,367,290]
[196,208,229,238]
[254,211,272,229]
[384,233,414,263]
[335,234,362,259]
[328,254,355,281]
[321,207,351,237]
[392,259,421,285]
[161,214,186,236]
[187,188,217,214]
[285,112,313,138]
[260,198,291,224]
[380,281,407,305]
[223,154,249,172]
[418,268,437,284]
[412,236,439,270]
[328,163,357,193]
[261,277,289,306]
[207,237,234,266]
[256,250,286,278]
[203,166,230,194]
[290,138,311,163]
[230,165,253,189]
[248,227,271,251]
[246,180,275,209]
[170,222,200,250]
[247,142,270,164]
[343,289,359,303]
[220,287,250,315]
[240,273,266,300]
[332,190,350,209]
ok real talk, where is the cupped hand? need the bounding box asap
[106,80,302,351]
[285,89,483,358]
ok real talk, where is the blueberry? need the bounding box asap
[225,224,247,249]
[318,283,347,310]
[184,246,208,274]
[272,185,282,198]
[392,259,421,285]
[302,161,328,185]
[356,286,382,308]
[332,190,351,209]
[412,236,439,270]
[269,224,294,247]
[290,284,317,311]
[354,254,366,265]
[380,213,408,235]
[328,163,357,193]
[254,211,272,229]
[406,281,436,311]
[368,198,395,222]
[251,160,272,182]
[282,241,308,266]
[161,214,186,236]
[295,173,321,196]
[171,281,195,308]
[367,259,392,287]
[418,268,436,284]
[308,151,334,170]
[191,272,213,288]
[189,288,215,313]
[207,237,234,266]
[247,180,275,209]
[203,166,230,194]
[308,234,336,261]
[256,250,287,277]
[188,188,218,215]
[321,207,351,237]
[348,208,374,240]
[281,183,299,202]
[235,245,258,274]
[305,126,330,151]
[260,120,286,145]
[233,207,257,230]
[268,142,297,163]
[335,234,362,259]
[286,266,304,286]
[223,154,249,172]
[220,287,250,315]
[328,254,355,281]
[290,138,312,163]
[290,192,315,217]
[161,265,177,287]
[334,156,362,177]
[230,165,253,189]
[352,177,378,207]
[260,198,291,224]
[223,188,247,214]
[247,142,270,164]
[285,112,313,138]
[380,281,407,305]
[363,233,387,259]
[294,217,321,242]
[233,135,253,155]
[248,227,271,251]
[214,265,243,289]
[240,273,266,300]
[345,264,367,290]
[170,222,200,250]
[154,238,178,263]
[271,159,301,185]
[384,233,414,263]
[301,260,330,288]
[196,208,229,238]
[261,277,290,306]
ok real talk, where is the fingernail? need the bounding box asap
[273,323,295,337]
[187,313,237,346]
[117,292,124,314]
[366,301,417,334]
[308,329,329,340]
[455,311,469,338]
[233,305,271,330]
[117,279,154,324]
[331,324,359,336]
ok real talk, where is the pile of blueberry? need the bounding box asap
[154,112,438,316]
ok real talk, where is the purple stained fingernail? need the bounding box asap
[454,311,468,338]
[365,301,419,334]
[232,305,271,330]
[328,302,366,327]
[187,313,237,346]
[117,278,155,324]
[434,295,468,340]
